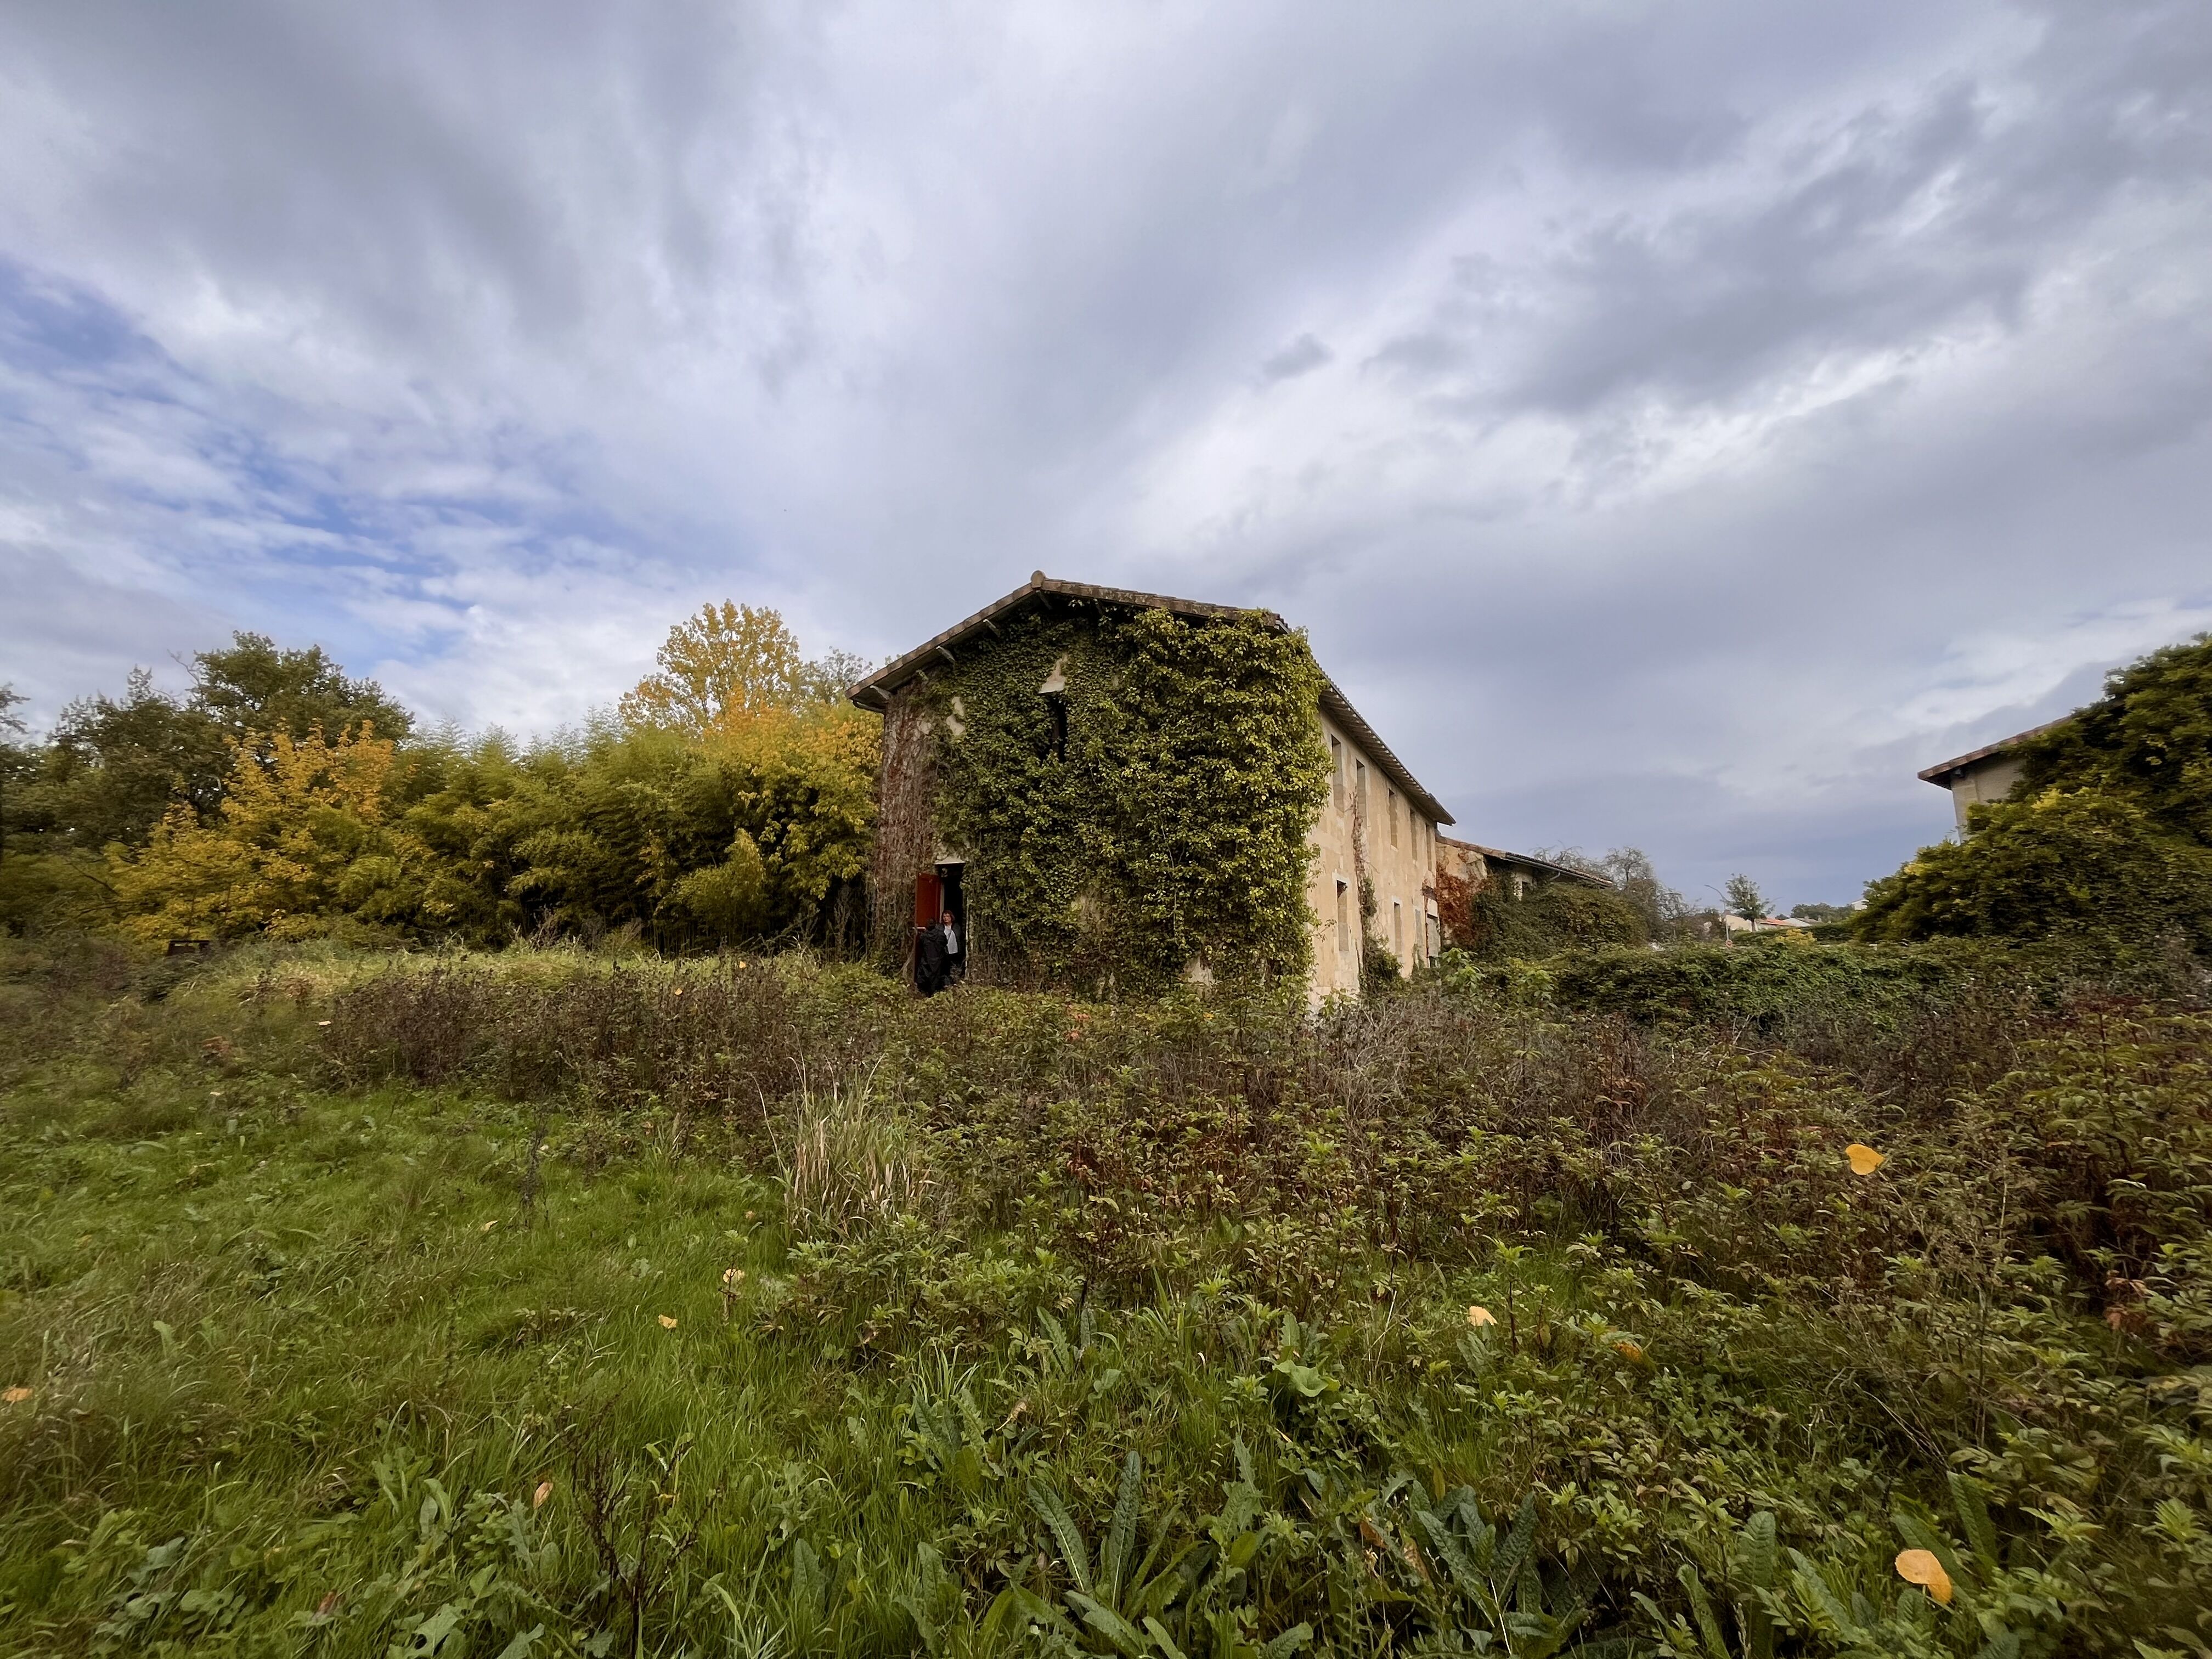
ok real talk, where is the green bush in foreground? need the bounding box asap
[1,939,2208,1657]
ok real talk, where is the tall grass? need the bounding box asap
[1,937,2207,1656]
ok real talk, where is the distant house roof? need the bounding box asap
[848,572,1455,825]
[1918,717,2072,787]
[1437,835,1612,889]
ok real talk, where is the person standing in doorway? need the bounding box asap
[915,908,960,995]
[940,908,963,984]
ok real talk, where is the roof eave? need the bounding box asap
[1917,716,2073,787]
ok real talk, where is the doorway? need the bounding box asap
[913,861,968,979]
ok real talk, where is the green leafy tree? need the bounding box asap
[1724,873,1767,923]
[43,669,230,849]
[2012,631,2212,837]
[189,633,414,750]
[1856,787,2212,951]
[0,683,25,865]
[27,636,411,858]
[1859,632,2212,950]
[1790,901,1855,924]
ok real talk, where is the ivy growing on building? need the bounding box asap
[929,605,1329,994]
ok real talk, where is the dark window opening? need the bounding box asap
[1042,691,1068,760]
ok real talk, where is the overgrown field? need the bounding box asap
[2,940,2209,1657]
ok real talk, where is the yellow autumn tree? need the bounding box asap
[620,603,825,734]
[110,726,432,941]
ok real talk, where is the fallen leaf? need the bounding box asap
[533,1481,554,1510]
[1846,1143,1887,1176]
[722,1267,745,1286]
[1895,1548,1952,1604]
[2,1387,32,1404]
[658,1314,678,1329]
[315,1590,343,1617]
[1614,1340,1645,1362]
[317,1020,332,1028]
[1466,1305,1496,1328]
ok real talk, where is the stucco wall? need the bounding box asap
[1947,754,2026,833]
[1306,715,1438,1002]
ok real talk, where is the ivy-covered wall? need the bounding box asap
[897,603,1329,995]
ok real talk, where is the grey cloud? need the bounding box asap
[1259,334,1331,381]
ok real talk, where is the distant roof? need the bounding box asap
[1918,716,2073,787]
[848,572,1454,825]
[1437,835,1612,889]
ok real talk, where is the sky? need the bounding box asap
[2,1,2208,909]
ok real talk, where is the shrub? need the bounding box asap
[1857,788,2212,953]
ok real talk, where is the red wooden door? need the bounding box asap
[913,871,943,926]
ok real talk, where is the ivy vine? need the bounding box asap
[929,605,1330,994]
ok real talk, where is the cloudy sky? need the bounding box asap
[3,1,2208,906]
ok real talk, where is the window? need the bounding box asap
[1329,736,1342,809]
[1389,790,1400,846]
[1042,691,1068,760]
[1392,900,1403,955]
[1335,880,1350,954]
[1355,760,1368,823]
[1038,657,1069,760]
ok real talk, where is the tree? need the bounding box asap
[46,669,230,848]
[620,603,859,734]
[1724,874,1767,923]
[0,684,24,864]
[1590,847,1687,940]
[1855,787,2212,952]
[109,726,432,943]
[30,636,412,856]
[190,633,414,749]
[1789,901,1855,924]
[1856,631,2212,950]
[2012,631,2212,839]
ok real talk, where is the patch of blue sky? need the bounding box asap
[1,257,669,714]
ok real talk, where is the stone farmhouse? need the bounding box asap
[848,574,1455,1000]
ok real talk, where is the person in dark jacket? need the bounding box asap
[915,909,959,995]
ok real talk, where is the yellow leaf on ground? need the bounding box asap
[1466,1306,1496,1328]
[481,1218,498,1232]
[658,1314,679,1329]
[1895,1548,1953,1603]
[1614,1340,1645,1362]
[1846,1143,1887,1176]
[533,1481,554,1509]
[2,1387,32,1404]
